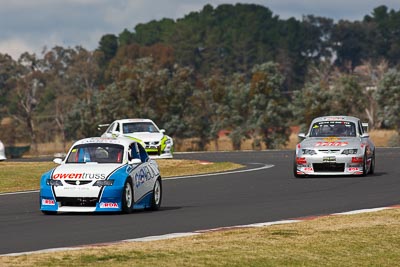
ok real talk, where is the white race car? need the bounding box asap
[294,116,375,177]
[100,119,173,159]
[40,137,162,214]
[0,140,6,161]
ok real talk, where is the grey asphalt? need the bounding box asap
[0,148,399,255]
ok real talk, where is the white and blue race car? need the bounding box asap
[40,137,162,214]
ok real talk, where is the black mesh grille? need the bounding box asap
[56,197,98,207]
[64,180,92,185]
[313,163,345,172]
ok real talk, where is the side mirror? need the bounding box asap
[298,133,306,139]
[53,158,63,164]
[111,130,120,137]
[160,129,166,133]
[128,158,142,165]
[361,133,369,138]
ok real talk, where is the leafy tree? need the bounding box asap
[0,54,21,119]
[376,69,400,130]
[64,47,102,139]
[248,62,291,149]
[39,46,79,149]
[7,52,46,153]
[332,20,368,70]
[225,73,250,150]
[97,34,118,64]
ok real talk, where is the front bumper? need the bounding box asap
[40,185,124,213]
[295,154,368,176]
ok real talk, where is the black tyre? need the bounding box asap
[121,178,134,214]
[149,178,162,211]
[362,153,368,177]
[41,210,57,215]
[293,157,301,178]
[369,153,375,174]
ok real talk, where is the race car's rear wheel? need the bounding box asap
[149,178,162,211]
[369,153,375,174]
[122,178,134,214]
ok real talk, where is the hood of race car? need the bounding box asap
[300,137,361,148]
[51,163,124,198]
[124,132,163,142]
[52,163,121,181]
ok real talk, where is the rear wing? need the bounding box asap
[362,123,369,133]
[97,123,110,131]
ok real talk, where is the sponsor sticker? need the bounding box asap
[100,202,119,208]
[315,142,348,147]
[53,173,106,180]
[42,199,55,205]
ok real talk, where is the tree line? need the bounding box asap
[0,3,399,152]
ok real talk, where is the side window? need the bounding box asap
[130,143,140,160]
[358,121,363,136]
[106,123,115,134]
[137,144,149,162]
[115,123,120,133]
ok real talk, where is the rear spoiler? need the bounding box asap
[97,123,110,131]
[362,123,369,133]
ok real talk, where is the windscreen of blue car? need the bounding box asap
[66,144,124,163]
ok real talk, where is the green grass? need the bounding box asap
[1,209,399,266]
[0,160,243,193]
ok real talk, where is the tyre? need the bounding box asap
[362,153,368,177]
[149,178,162,211]
[369,153,375,174]
[41,210,57,215]
[121,178,134,214]
[293,156,301,178]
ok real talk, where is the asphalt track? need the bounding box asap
[1,148,399,255]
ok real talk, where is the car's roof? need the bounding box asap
[311,116,360,124]
[71,137,134,148]
[114,118,155,124]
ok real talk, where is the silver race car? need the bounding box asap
[294,116,375,177]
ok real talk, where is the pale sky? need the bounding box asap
[1,0,399,59]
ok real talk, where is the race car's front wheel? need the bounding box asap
[122,178,134,214]
[293,155,301,178]
[362,153,368,176]
[149,178,162,211]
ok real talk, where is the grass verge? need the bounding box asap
[1,208,399,266]
[0,160,243,194]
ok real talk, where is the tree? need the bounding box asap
[376,69,400,130]
[0,54,20,119]
[97,34,118,64]
[39,46,78,149]
[64,47,102,139]
[8,52,46,153]
[248,62,291,149]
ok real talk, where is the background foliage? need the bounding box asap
[1,3,400,152]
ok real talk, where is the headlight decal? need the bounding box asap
[302,149,317,155]
[341,149,358,155]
